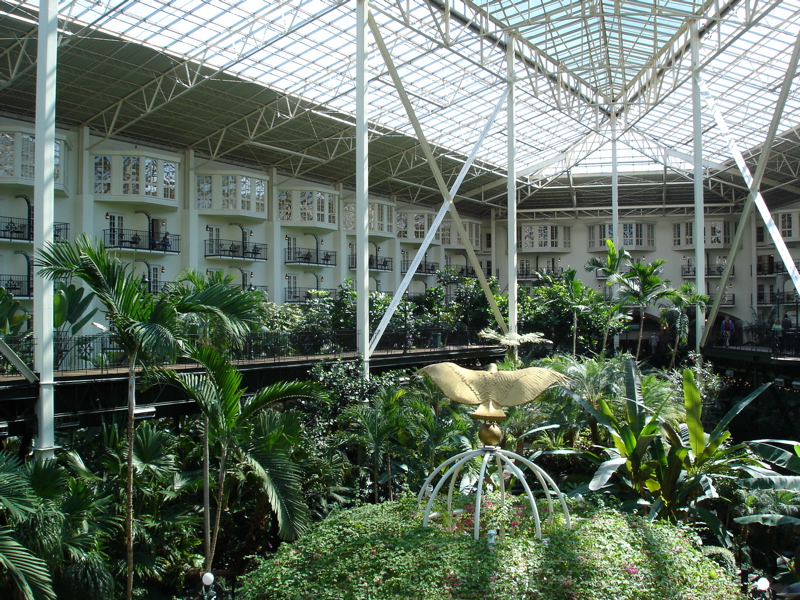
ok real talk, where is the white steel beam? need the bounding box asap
[700,28,800,348]
[366,11,508,356]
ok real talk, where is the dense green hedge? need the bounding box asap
[239,497,743,600]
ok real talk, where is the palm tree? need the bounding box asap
[0,453,56,600]
[36,234,257,600]
[340,386,406,503]
[561,269,593,356]
[477,328,550,368]
[659,283,709,369]
[542,353,626,445]
[611,259,671,359]
[146,345,325,570]
[585,239,633,353]
[401,376,473,485]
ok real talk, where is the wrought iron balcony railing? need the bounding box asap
[0,274,31,297]
[284,287,339,303]
[104,228,180,253]
[204,239,268,260]
[401,259,439,275]
[347,254,393,271]
[0,217,69,241]
[284,247,336,266]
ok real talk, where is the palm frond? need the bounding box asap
[0,452,34,519]
[0,527,56,600]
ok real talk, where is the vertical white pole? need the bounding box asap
[691,21,706,351]
[34,0,58,459]
[610,105,620,351]
[356,0,370,376]
[184,148,198,271]
[506,34,517,337]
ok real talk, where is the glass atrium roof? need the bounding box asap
[1,0,799,216]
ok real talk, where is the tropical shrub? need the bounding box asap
[239,497,742,600]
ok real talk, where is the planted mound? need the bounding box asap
[240,498,741,600]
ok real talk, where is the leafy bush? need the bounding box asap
[239,497,742,600]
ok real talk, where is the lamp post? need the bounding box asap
[229,266,253,290]
[304,232,322,263]
[135,210,153,248]
[304,271,324,290]
[229,222,251,256]
[13,250,32,296]
[135,258,152,294]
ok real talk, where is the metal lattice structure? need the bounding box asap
[1,0,799,217]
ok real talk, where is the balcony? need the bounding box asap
[452,265,478,278]
[706,265,733,277]
[0,216,70,242]
[347,254,393,271]
[205,239,268,261]
[284,247,336,266]
[285,287,339,303]
[401,259,439,275]
[757,264,778,276]
[0,274,31,298]
[518,267,563,280]
[758,291,800,305]
[775,260,800,274]
[718,294,735,307]
[681,265,735,278]
[104,228,181,253]
[594,267,632,280]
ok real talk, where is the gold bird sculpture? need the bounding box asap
[420,362,566,421]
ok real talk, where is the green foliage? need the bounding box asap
[570,360,770,547]
[239,499,741,600]
[53,282,98,335]
[510,280,617,356]
[311,358,404,415]
[701,546,737,576]
[0,286,27,336]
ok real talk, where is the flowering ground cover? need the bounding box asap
[239,495,742,600]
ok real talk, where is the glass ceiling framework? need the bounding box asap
[1,0,799,215]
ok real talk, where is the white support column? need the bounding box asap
[610,105,620,351]
[506,33,517,336]
[269,168,283,303]
[355,0,370,375]
[490,209,497,280]
[78,127,93,237]
[33,0,58,459]
[691,22,706,351]
[183,148,199,271]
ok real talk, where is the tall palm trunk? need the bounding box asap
[386,454,393,501]
[636,307,645,358]
[572,311,578,356]
[203,415,211,571]
[671,334,680,370]
[210,446,228,568]
[125,350,138,600]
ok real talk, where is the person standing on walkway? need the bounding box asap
[721,315,735,347]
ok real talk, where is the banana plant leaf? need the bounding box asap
[734,514,800,526]
[737,476,800,491]
[747,440,800,473]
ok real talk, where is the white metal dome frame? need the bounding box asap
[417,445,571,541]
